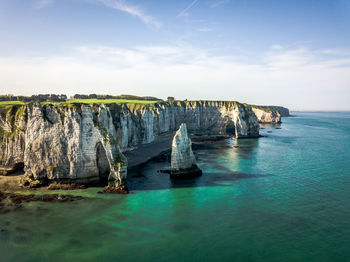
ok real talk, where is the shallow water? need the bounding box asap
[1,112,350,262]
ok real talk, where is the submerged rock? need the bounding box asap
[0,190,84,208]
[170,124,202,178]
[47,182,86,190]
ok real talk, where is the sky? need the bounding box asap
[1,0,350,110]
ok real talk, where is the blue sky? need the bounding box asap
[1,0,350,110]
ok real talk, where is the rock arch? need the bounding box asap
[95,142,110,182]
[225,120,236,136]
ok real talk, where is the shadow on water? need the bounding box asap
[128,168,272,192]
[127,160,271,192]
[127,137,270,191]
[169,172,272,189]
[194,137,260,158]
[260,123,282,129]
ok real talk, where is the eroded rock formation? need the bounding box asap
[114,101,260,150]
[1,103,127,191]
[0,100,260,189]
[170,123,202,178]
[0,105,27,174]
[254,105,290,117]
[252,107,281,124]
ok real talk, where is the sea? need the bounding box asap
[1,112,350,262]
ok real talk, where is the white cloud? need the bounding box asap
[0,45,350,110]
[178,0,199,17]
[270,44,283,50]
[98,0,161,28]
[33,0,53,9]
[198,28,213,32]
[33,0,161,28]
[210,0,229,8]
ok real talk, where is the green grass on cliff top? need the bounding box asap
[66,99,158,105]
[0,99,249,108]
[0,99,158,107]
[0,101,25,107]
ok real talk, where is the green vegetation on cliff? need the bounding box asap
[251,105,279,114]
[66,99,159,105]
[0,104,27,141]
[0,98,245,110]
[0,101,25,107]
[0,99,159,108]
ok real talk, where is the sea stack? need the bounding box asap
[170,123,202,178]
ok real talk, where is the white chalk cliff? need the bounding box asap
[252,107,281,124]
[0,100,261,190]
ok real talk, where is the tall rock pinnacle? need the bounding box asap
[170,123,202,178]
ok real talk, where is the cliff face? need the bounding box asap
[0,105,27,173]
[23,104,127,188]
[0,104,127,188]
[255,106,290,117]
[114,101,260,151]
[252,107,281,124]
[0,100,259,188]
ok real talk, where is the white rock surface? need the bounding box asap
[23,104,127,188]
[252,107,281,124]
[171,123,197,171]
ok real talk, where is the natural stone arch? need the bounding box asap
[225,120,236,136]
[95,142,110,182]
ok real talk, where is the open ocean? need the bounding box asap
[1,112,350,262]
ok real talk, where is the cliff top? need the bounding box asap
[0,101,25,107]
[0,99,243,108]
[66,98,158,105]
[251,105,277,113]
[0,99,158,108]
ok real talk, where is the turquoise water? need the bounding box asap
[1,112,350,262]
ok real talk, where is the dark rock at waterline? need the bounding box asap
[267,131,273,133]
[0,163,24,176]
[9,194,37,205]
[150,150,171,163]
[47,182,86,190]
[191,135,229,143]
[157,169,171,174]
[0,191,6,201]
[170,165,203,179]
[103,185,129,194]
[0,190,84,208]
[42,194,83,202]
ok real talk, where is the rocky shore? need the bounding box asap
[0,190,84,214]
